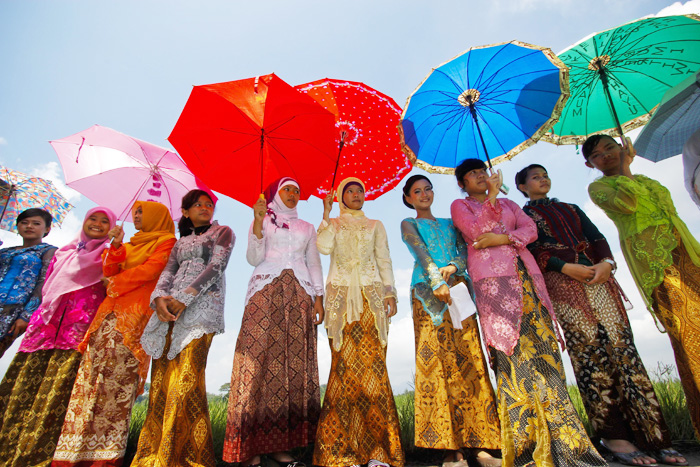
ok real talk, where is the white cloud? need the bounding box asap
[0,137,7,146]
[29,161,81,204]
[653,0,700,17]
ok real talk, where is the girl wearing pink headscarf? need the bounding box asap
[0,207,116,467]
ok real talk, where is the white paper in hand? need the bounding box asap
[447,282,477,330]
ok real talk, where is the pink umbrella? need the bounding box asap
[50,125,215,221]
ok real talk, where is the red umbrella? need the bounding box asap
[169,73,338,207]
[295,78,412,200]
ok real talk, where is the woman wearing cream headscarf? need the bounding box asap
[313,177,404,467]
[52,201,176,467]
[224,177,323,467]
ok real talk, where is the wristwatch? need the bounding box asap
[602,258,617,274]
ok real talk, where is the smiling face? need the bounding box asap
[183,194,214,228]
[405,179,434,210]
[458,167,488,196]
[342,184,365,210]
[519,167,551,199]
[278,184,300,209]
[83,211,111,239]
[585,136,622,175]
[17,216,50,242]
[133,206,144,230]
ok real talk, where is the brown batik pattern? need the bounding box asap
[0,349,82,467]
[492,262,607,467]
[223,270,320,463]
[313,298,405,467]
[412,297,500,450]
[52,312,141,466]
[131,328,215,467]
[652,241,700,438]
[544,272,671,450]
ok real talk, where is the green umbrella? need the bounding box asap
[542,14,700,145]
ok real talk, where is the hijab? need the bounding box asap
[40,206,117,323]
[337,177,366,217]
[264,176,300,229]
[125,201,176,270]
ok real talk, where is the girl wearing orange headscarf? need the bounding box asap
[52,201,176,467]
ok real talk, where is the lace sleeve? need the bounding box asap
[150,241,180,304]
[107,239,175,298]
[588,177,642,215]
[246,220,265,266]
[506,201,537,249]
[103,243,127,277]
[400,219,445,291]
[374,221,396,299]
[304,225,324,296]
[451,224,468,276]
[176,226,235,306]
[20,247,56,322]
[450,199,500,243]
[316,219,336,256]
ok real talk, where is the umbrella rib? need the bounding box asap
[432,68,475,95]
[605,72,655,115]
[471,43,521,91]
[476,51,550,94]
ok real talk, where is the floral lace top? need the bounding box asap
[317,213,397,351]
[0,243,56,340]
[588,174,700,310]
[20,258,106,352]
[450,197,560,355]
[400,217,471,326]
[244,216,323,306]
[141,222,234,360]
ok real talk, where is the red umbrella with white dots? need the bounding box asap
[295,78,412,200]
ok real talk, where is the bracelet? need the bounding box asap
[602,258,617,274]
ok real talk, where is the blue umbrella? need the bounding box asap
[400,40,569,173]
[635,69,700,162]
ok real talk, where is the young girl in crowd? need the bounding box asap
[0,207,115,467]
[517,164,686,466]
[224,177,323,467]
[401,175,501,467]
[133,190,234,467]
[0,208,56,357]
[313,177,404,467]
[52,201,176,467]
[584,134,700,452]
[450,159,606,467]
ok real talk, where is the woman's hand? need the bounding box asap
[587,261,613,284]
[384,296,398,318]
[9,318,27,338]
[473,232,509,249]
[561,263,595,283]
[323,190,335,223]
[108,225,125,249]
[620,136,636,178]
[439,265,457,282]
[154,296,177,322]
[313,296,325,325]
[433,283,452,305]
[167,298,187,320]
[486,170,502,201]
[253,196,266,239]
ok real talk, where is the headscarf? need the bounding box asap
[337,177,366,217]
[40,206,117,324]
[264,176,300,229]
[125,201,176,270]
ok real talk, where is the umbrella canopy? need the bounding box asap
[295,78,411,200]
[50,124,215,221]
[0,166,73,233]
[635,69,700,162]
[400,40,569,173]
[169,73,338,207]
[543,14,700,145]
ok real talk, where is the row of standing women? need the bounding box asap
[0,133,696,467]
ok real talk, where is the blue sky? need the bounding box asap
[1,0,699,393]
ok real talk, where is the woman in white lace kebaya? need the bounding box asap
[132,190,234,467]
[223,177,324,467]
[313,177,405,467]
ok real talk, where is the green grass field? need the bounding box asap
[125,365,696,465]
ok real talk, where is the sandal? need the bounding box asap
[599,440,657,466]
[652,449,689,466]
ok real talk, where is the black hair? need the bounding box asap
[178,189,214,237]
[581,134,617,161]
[17,208,52,236]
[401,174,431,209]
[454,158,487,191]
[514,164,547,198]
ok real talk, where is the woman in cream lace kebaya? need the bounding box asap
[132,189,234,467]
[224,177,324,467]
[313,177,404,467]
